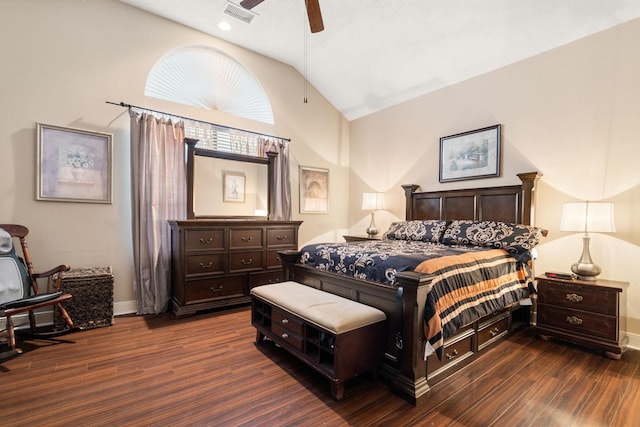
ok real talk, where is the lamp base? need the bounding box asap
[571,236,600,281]
[571,262,600,281]
[366,212,379,236]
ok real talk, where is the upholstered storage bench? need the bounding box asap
[251,281,386,400]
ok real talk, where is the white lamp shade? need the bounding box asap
[362,193,385,210]
[560,202,616,233]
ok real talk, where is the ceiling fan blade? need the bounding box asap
[240,0,264,9]
[306,0,324,33]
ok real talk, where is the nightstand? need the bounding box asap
[343,235,383,242]
[533,275,628,359]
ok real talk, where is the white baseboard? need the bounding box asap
[3,300,138,330]
[627,331,640,350]
[114,300,137,316]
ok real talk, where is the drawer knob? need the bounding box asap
[241,236,254,242]
[446,349,458,360]
[199,262,213,268]
[566,293,584,303]
[241,258,253,265]
[489,327,501,337]
[209,286,223,293]
[276,235,287,240]
[199,237,213,244]
[566,315,583,326]
[281,333,289,339]
[281,318,289,324]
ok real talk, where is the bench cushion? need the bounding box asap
[251,281,386,334]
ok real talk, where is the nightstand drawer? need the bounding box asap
[537,304,618,341]
[537,280,617,315]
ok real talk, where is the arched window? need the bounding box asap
[145,46,274,124]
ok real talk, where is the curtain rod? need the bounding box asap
[105,101,291,142]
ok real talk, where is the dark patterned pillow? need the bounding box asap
[383,220,449,243]
[441,220,546,253]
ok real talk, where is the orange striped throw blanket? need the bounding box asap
[415,249,533,360]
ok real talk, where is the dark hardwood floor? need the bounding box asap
[1,306,638,426]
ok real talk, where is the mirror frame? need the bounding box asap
[185,138,277,219]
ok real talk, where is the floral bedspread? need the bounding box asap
[298,239,487,285]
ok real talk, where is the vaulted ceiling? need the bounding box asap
[120,0,640,121]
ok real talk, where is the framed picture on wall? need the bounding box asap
[223,172,246,203]
[299,166,329,213]
[439,124,501,183]
[37,123,113,203]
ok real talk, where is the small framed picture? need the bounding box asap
[223,172,246,203]
[439,124,501,183]
[299,166,329,213]
[37,123,113,203]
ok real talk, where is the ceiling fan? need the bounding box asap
[239,0,324,33]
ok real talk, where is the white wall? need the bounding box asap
[350,18,640,342]
[1,0,350,312]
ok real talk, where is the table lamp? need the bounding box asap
[560,201,615,280]
[362,193,385,236]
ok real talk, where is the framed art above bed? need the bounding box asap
[439,124,501,183]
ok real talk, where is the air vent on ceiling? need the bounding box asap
[223,1,257,24]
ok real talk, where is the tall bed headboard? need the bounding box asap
[402,172,542,226]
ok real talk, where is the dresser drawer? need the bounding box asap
[537,304,618,341]
[229,251,264,272]
[229,229,263,249]
[249,270,285,288]
[537,280,617,315]
[267,227,297,247]
[184,229,225,252]
[185,254,225,276]
[266,250,285,269]
[185,276,245,303]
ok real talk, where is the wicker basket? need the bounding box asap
[54,266,114,330]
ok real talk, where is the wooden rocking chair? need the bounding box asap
[0,224,74,354]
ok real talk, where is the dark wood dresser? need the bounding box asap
[534,275,628,359]
[169,220,302,317]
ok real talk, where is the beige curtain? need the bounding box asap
[258,138,291,220]
[130,111,186,314]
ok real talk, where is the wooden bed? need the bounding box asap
[279,172,542,405]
